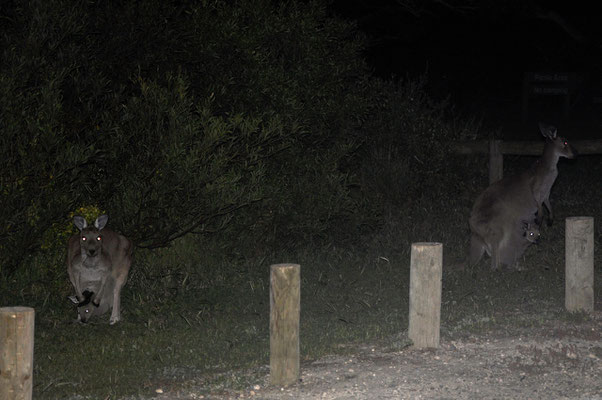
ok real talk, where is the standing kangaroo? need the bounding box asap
[468,123,576,270]
[67,215,132,324]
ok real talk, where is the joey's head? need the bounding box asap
[522,220,541,244]
[68,290,98,323]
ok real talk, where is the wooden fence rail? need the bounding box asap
[452,139,602,184]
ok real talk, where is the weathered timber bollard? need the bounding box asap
[408,242,442,349]
[270,263,300,386]
[0,307,35,400]
[565,217,594,312]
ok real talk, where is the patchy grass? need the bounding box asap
[7,155,600,399]
[31,240,600,399]
[32,246,411,399]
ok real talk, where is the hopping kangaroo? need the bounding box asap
[468,123,576,270]
[67,215,132,324]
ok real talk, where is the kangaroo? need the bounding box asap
[67,215,132,324]
[468,123,576,270]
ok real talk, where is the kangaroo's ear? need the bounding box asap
[73,216,87,231]
[95,215,108,230]
[538,122,557,140]
[68,295,79,304]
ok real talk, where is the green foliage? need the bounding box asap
[95,74,289,248]
[42,206,105,251]
[0,0,480,287]
[356,78,481,249]
[0,0,372,278]
[0,9,92,275]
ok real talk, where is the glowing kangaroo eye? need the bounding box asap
[96,236,102,241]
[82,237,87,241]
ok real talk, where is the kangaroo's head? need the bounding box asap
[521,220,541,244]
[73,215,108,258]
[538,122,577,160]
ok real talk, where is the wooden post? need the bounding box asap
[408,243,442,349]
[565,217,594,313]
[270,263,300,386]
[0,307,35,400]
[488,139,503,184]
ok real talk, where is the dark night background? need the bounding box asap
[331,0,602,140]
[1,1,601,398]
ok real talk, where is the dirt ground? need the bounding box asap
[199,309,602,400]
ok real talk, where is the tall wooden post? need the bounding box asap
[270,263,300,386]
[0,307,35,400]
[565,217,594,312]
[408,243,442,349]
[489,139,503,184]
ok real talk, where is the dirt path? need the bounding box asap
[142,309,601,399]
[219,311,601,400]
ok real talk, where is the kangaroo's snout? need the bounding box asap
[560,138,577,159]
[566,144,577,159]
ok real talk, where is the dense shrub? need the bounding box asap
[0,0,374,279]
[356,77,480,254]
[0,0,479,292]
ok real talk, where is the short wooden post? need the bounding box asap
[270,263,300,386]
[488,139,503,184]
[565,217,594,312]
[408,243,442,349]
[0,307,35,400]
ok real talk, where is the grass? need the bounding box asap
[32,238,599,399]
[4,155,599,399]
[32,247,411,399]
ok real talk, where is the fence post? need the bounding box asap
[408,243,442,349]
[489,139,503,184]
[565,217,594,312]
[0,307,35,400]
[270,263,300,386]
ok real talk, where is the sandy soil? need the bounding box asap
[211,310,601,400]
